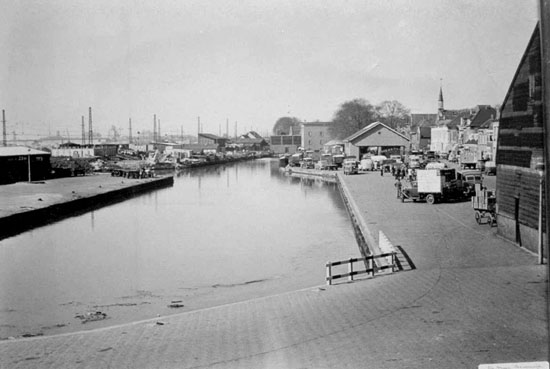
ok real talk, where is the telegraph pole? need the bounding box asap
[81,116,85,145]
[129,118,132,144]
[88,107,93,145]
[2,110,6,147]
[153,114,157,143]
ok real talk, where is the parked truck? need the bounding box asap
[458,146,480,169]
[400,168,467,204]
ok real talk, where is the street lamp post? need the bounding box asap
[536,162,545,264]
[27,148,31,182]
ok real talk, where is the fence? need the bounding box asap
[325,252,397,285]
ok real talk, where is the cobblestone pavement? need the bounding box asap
[0,170,547,368]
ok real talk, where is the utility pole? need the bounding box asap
[158,118,161,140]
[2,110,6,147]
[226,118,229,138]
[181,125,184,143]
[81,116,85,145]
[129,118,132,144]
[197,116,200,143]
[153,114,157,143]
[88,107,93,145]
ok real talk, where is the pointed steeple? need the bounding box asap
[438,78,444,115]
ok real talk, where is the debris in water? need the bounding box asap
[75,311,108,324]
[156,321,164,326]
[167,303,184,308]
[21,333,43,338]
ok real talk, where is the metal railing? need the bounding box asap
[325,252,397,285]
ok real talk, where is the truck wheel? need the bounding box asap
[426,194,436,205]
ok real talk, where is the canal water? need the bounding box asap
[0,159,360,339]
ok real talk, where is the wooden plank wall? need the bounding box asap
[497,167,545,231]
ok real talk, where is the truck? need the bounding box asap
[458,146,480,169]
[400,168,467,204]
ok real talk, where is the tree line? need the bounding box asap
[272,99,410,140]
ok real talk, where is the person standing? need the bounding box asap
[395,178,402,198]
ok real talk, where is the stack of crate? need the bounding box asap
[472,184,496,210]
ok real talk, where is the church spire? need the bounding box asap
[438,78,444,115]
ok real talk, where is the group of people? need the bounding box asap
[379,163,416,182]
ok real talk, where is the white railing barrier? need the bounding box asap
[325,252,397,285]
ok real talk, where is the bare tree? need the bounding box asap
[376,100,411,129]
[329,99,378,139]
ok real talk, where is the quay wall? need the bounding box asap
[0,175,174,240]
[335,173,381,259]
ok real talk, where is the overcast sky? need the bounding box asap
[0,0,540,139]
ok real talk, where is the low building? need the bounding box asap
[344,121,410,159]
[269,135,301,154]
[234,131,270,152]
[0,146,51,184]
[495,23,544,255]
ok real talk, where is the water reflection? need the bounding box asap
[0,158,358,338]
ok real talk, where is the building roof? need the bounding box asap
[344,121,409,142]
[0,146,51,157]
[411,113,437,127]
[324,139,345,146]
[198,133,227,141]
[469,105,497,129]
[239,131,264,140]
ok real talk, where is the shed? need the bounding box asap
[495,23,544,254]
[0,146,51,184]
[344,121,410,159]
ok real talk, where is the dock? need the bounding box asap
[0,173,173,240]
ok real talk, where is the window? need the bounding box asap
[308,132,312,137]
[320,131,323,137]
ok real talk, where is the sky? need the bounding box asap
[0,0,540,140]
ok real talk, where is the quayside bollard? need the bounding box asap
[348,258,354,282]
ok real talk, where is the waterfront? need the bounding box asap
[0,159,360,339]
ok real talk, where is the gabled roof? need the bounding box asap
[0,146,51,157]
[469,105,497,128]
[344,121,409,142]
[239,131,263,139]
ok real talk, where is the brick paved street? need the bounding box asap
[0,170,547,368]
